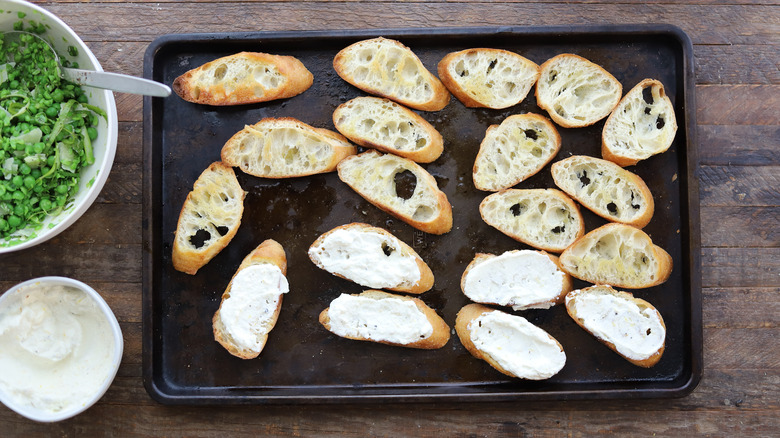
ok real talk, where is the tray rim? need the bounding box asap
[141,23,702,405]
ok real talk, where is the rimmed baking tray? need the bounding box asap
[142,25,702,404]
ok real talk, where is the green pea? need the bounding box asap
[40,198,52,210]
[19,163,31,175]
[0,219,7,231]
[56,184,68,194]
[87,127,98,141]
[23,175,35,189]
[7,215,21,228]
[12,175,23,188]
[45,105,59,118]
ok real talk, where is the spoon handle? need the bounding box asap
[61,67,171,97]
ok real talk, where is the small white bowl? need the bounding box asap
[0,276,124,422]
[0,0,118,252]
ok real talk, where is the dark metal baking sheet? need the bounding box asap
[142,25,702,404]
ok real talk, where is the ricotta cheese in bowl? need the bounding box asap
[0,277,123,422]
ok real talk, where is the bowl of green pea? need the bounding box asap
[0,0,118,252]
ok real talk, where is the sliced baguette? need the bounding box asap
[559,223,673,289]
[172,52,313,106]
[473,113,561,191]
[337,150,453,234]
[319,290,450,349]
[172,162,246,275]
[212,240,289,359]
[535,54,622,128]
[333,37,450,111]
[602,79,678,166]
[333,96,444,163]
[551,155,654,228]
[221,117,357,178]
[565,285,666,367]
[460,250,573,310]
[479,188,584,252]
[438,48,540,109]
[455,304,566,380]
[308,223,434,294]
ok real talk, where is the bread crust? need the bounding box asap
[455,304,566,379]
[479,188,585,252]
[559,223,673,289]
[308,222,434,294]
[565,285,666,367]
[551,155,654,228]
[459,250,573,310]
[172,162,246,275]
[332,96,444,163]
[535,53,622,128]
[318,290,450,349]
[221,117,357,178]
[212,239,288,359]
[601,79,678,167]
[333,37,450,111]
[337,150,453,234]
[438,48,540,109]
[172,52,313,106]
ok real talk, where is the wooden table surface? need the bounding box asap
[1,0,778,436]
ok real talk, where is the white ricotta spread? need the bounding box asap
[469,311,565,380]
[0,284,116,415]
[219,264,289,353]
[567,291,665,361]
[463,250,566,310]
[309,228,420,289]
[327,294,433,344]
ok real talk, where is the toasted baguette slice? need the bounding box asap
[337,150,453,234]
[333,96,444,163]
[602,79,678,166]
[212,240,289,359]
[455,304,566,380]
[480,188,584,252]
[535,54,622,128]
[551,155,654,228]
[172,52,313,106]
[559,223,673,289]
[438,48,540,109]
[221,117,357,178]
[333,37,450,111]
[565,285,666,367]
[172,162,246,275]
[473,113,561,191]
[319,290,450,349]
[460,250,573,310]
[308,223,434,294]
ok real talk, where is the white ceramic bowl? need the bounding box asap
[0,276,124,422]
[0,0,118,252]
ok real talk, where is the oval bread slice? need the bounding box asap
[337,150,453,234]
[333,96,443,163]
[602,79,678,166]
[551,155,654,228]
[172,162,246,275]
[172,52,313,106]
[473,113,561,191]
[480,188,584,252]
[221,117,357,178]
[455,304,566,380]
[213,240,288,359]
[308,223,434,294]
[460,250,573,310]
[535,53,622,128]
[437,48,540,109]
[319,290,450,349]
[559,223,673,289]
[565,285,666,367]
[333,37,450,111]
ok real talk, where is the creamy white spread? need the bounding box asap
[0,284,116,415]
[219,264,289,353]
[469,311,565,380]
[327,294,433,344]
[309,228,420,289]
[463,251,565,310]
[567,291,665,360]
